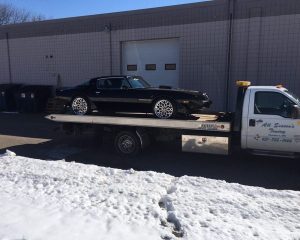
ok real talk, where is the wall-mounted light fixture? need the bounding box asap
[104,24,111,32]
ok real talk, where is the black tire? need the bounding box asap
[114,131,142,157]
[71,96,91,115]
[153,98,177,119]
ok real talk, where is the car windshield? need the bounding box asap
[127,77,151,89]
[284,90,300,105]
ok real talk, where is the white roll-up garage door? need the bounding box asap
[122,38,180,88]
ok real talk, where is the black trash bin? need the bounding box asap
[16,85,54,113]
[0,84,23,112]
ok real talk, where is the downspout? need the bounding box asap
[5,32,12,84]
[105,23,113,75]
[225,0,235,111]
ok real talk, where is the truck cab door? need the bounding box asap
[246,90,300,153]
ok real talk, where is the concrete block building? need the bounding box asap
[0,0,300,111]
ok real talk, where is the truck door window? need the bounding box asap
[285,90,300,105]
[254,92,294,118]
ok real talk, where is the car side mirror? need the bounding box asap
[121,85,129,90]
[291,105,300,119]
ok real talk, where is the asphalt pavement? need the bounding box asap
[0,112,300,191]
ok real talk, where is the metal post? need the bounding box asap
[108,24,113,75]
[225,0,235,111]
[5,32,12,84]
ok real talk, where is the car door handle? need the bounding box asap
[249,119,256,127]
[96,91,101,94]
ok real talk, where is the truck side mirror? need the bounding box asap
[291,105,300,119]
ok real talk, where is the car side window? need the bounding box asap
[254,92,294,118]
[121,79,131,89]
[97,79,107,89]
[97,78,123,89]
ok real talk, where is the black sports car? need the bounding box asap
[55,76,211,119]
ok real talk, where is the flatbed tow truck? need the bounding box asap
[47,81,300,158]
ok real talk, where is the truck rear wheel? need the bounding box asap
[114,131,142,156]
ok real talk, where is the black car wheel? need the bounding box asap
[153,98,176,119]
[114,131,141,156]
[71,96,90,115]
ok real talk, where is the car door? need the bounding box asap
[246,90,300,153]
[90,77,138,112]
[116,78,151,113]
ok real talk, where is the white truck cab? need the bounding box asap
[241,83,300,156]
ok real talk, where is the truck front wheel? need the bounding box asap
[114,131,142,156]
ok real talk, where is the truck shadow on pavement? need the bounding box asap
[2,136,300,191]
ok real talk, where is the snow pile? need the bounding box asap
[0,150,299,240]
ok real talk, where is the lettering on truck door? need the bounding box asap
[246,90,300,153]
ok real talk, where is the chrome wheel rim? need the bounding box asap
[118,135,135,154]
[71,97,88,115]
[154,100,174,119]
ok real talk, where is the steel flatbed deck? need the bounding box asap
[46,114,231,133]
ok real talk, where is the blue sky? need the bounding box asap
[1,0,206,19]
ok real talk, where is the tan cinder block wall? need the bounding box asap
[1,11,300,111]
[1,21,229,110]
[7,32,110,87]
[228,14,300,110]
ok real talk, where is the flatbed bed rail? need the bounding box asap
[46,114,231,132]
